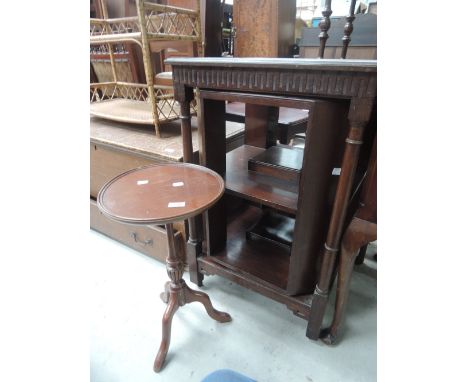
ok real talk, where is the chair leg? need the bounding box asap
[153,292,179,372]
[321,217,376,345]
[184,284,232,323]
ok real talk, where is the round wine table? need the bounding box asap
[97,163,232,372]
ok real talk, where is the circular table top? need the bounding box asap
[97,163,224,225]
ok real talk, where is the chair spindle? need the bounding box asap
[318,0,333,58]
[341,0,357,59]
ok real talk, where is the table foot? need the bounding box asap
[319,327,338,345]
[184,284,232,323]
[153,292,179,373]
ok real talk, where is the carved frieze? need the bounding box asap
[171,65,376,100]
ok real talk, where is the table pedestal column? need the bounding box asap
[153,223,232,372]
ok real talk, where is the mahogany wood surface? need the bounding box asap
[153,223,231,372]
[98,163,224,225]
[203,203,290,290]
[318,0,333,58]
[244,104,279,148]
[356,137,377,223]
[226,102,309,144]
[201,90,321,109]
[341,0,357,59]
[320,217,376,345]
[90,115,246,198]
[96,162,232,372]
[168,56,377,340]
[287,100,349,295]
[246,208,295,250]
[166,57,377,71]
[199,201,312,317]
[248,146,303,183]
[198,98,227,255]
[225,145,298,215]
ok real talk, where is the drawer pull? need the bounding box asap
[131,232,153,246]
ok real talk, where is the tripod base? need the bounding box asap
[154,279,232,372]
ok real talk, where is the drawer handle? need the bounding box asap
[131,232,153,246]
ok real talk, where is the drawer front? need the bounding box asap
[91,199,186,264]
[90,143,161,199]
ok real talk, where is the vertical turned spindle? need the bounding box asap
[341,0,357,59]
[99,0,118,82]
[173,84,205,286]
[318,0,333,58]
[136,0,160,136]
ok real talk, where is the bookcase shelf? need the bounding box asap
[168,56,377,339]
[225,145,299,215]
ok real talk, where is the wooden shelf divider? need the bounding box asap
[225,145,299,215]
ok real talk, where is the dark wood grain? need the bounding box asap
[246,208,295,250]
[199,202,312,317]
[226,102,309,144]
[232,0,295,58]
[248,145,303,182]
[170,57,377,340]
[201,90,320,109]
[321,136,377,344]
[95,159,232,372]
[175,87,204,285]
[321,218,376,345]
[356,137,377,223]
[198,97,227,255]
[169,58,377,103]
[244,104,279,148]
[306,97,375,339]
[226,102,309,124]
[167,56,377,71]
[90,198,186,263]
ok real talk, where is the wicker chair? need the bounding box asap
[90,0,202,136]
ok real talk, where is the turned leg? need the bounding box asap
[179,97,204,286]
[355,244,367,265]
[153,223,185,372]
[135,0,160,137]
[186,220,204,286]
[306,98,374,340]
[321,217,376,345]
[153,292,179,372]
[184,284,232,323]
